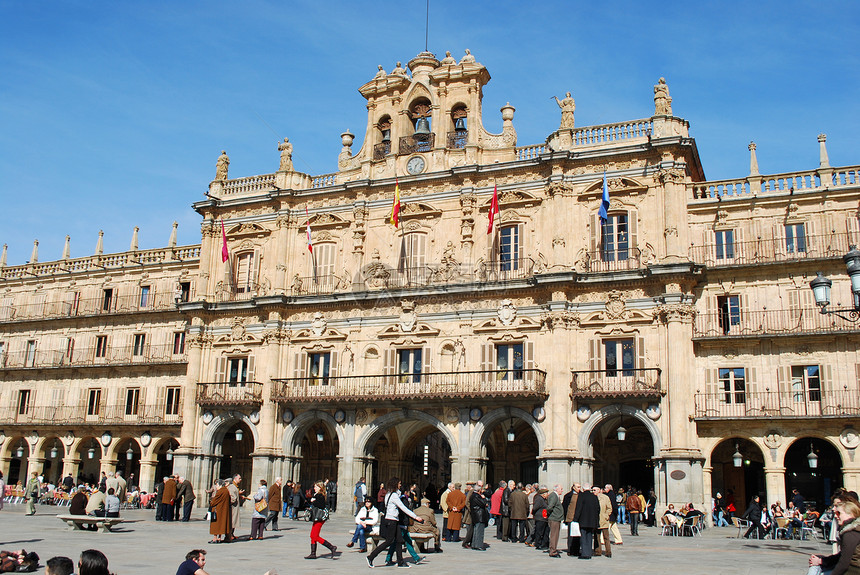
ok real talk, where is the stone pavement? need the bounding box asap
[0,503,830,574]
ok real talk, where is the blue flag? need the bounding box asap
[598,171,610,223]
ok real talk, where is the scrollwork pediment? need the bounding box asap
[480,190,542,211]
[291,328,347,342]
[580,176,648,198]
[226,222,269,237]
[473,316,542,333]
[378,323,441,339]
[307,212,350,230]
[400,202,442,220]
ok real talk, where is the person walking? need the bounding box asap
[306,481,338,559]
[626,488,642,535]
[250,479,268,540]
[742,495,766,539]
[366,477,424,569]
[291,482,304,520]
[282,480,293,518]
[604,484,623,545]
[264,477,282,531]
[25,472,40,516]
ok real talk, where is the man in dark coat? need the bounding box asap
[532,488,549,549]
[282,480,293,517]
[155,478,165,520]
[564,483,581,556]
[573,482,600,559]
[509,483,529,543]
[70,487,88,515]
[178,476,195,522]
[500,480,513,541]
[266,477,282,530]
[161,476,177,521]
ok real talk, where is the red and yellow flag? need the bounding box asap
[390,178,401,228]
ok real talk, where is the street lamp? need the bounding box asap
[807,443,819,469]
[234,428,243,441]
[616,413,627,441]
[732,443,743,468]
[87,440,96,459]
[316,428,325,442]
[810,245,860,321]
[506,419,516,442]
[126,446,135,460]
[165,440,176,461]
[16,441,24,458]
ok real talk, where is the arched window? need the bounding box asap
[449,105,468,149]
[373,116,392,160]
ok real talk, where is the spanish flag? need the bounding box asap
[487,184,500,234]
[390,178,401,228]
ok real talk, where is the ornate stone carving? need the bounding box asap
[552,236,565,248]
[716,209,729,226]
[546,181,574,197]
[840,427,859,449]
[498,299,517,326]
[654,77,673,116]
[311,312,327,336]
[399,300,417,332]
[657,167,686,184]
[763,431,783,449]
[655,303,696,324]
[605,290,626,320]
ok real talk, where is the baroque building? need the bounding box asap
[1,50,858,512]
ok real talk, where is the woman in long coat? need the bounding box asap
[209,480,233,543]
[446,483,466,541]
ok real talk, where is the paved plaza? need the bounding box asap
[0,503,826,574]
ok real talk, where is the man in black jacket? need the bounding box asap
[573,482,600,559]
[501,480,513,542]
[282,481,293,518]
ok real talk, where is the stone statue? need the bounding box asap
[391,61,407,76]
[440,51,456,65]
[654,77,673,116]
[215,150,229,180]
[278,137,293,172]
[374,64,386,79]
[460,49,475,64]
[553,92,575,130]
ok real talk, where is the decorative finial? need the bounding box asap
[62,235,71,260]
[130,226,139,251]
[30,240,39,264]
[95,230,104,256]
[215,150,229,181]
[748,142,759,177]
[0,244,6,268]
[168,222,178,248]
[818,134,830,169]
[654,77,672,116]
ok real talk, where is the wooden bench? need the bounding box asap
[350,530,436,552]
[57,514,126,533]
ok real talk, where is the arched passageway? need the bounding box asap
[485,418,539,486]
[710,438,765,510]
[785,437,843,511]
[298,422,339,487]
[591,410,655,493]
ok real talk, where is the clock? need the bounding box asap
[406,156,425,175]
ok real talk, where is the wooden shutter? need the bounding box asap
[588,338,602,371]
[480,343,493,383]
[293,353,307,379]
[776,366,789,393]
[383,349,397,376]
[215,356,227,382]
[590,214,600,255]
[628,210,638,252]
[155,386,166,415]
[740,293,749,332]
[848,215,860,246]
[246,356,256,382]
[746,366,757,395]
[423,346,432,375]
[328,351,338,381]
[525,341,534,370]
[636,336,645,370]
[820,364,832,392]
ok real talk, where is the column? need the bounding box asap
[702,466,714,526]
[179,336,205,449]
[27,457,45,478]
[273,216,290,294]
[100,458,118,475]
[658,167,689,262]
[139,460,157,494]
[843,462,860,496]
[62,457,81,481]
[764,467,786,509]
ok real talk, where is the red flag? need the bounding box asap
[390,178,401,228]
[305,207,313,253]
[487,184,500,234]
[220,219,229,263]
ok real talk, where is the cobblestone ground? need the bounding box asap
[0,504,828,574]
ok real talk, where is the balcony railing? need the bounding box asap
[579,248,643,273]
[0,344,187,370]
[398,133,435,155]
[215,283,264,303]
[690,166,860,201]
[197,382,264,407]
[0,291,181,322]
[0,403,182,425]
[271,369,547,402]
[693,308,860,339]
[689,232,853,267]
[447,130,468,149]
[570,368,663,400]
[694,388,860,419]
[373,141,392,160]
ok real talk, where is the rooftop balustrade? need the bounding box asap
[570,368,663,400]
[691,165,860,202]
[693,388,860,419]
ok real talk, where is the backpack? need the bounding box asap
[354,482,363,501]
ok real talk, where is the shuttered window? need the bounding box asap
[785,223,807,254]
[397,348,423,383]
[125,388,140,416]
[719,368,746,404]
[717,295,741,334]
[715,230,735,260]
[605,339,635,377]
[165,387,182,416]
[235,252,256,293]
[499,226,520,271]
[791,365,821,402]
[601,214,629,262]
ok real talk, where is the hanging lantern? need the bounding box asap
[166,445,174,461]
[316,428,324,442]
[616,412,626,441]
[16,442,24,458]
[506,419,516,442]
[126,446,134,460]
[50,444,59,459]
[87,443,96,459]
[807,443,819,469]
[732,443,743,468]
[235,428,243,441]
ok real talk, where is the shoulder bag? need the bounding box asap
[310,505,329,522]
[255,498,268,513]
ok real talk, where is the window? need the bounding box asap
[314,243,336,286]
[604,339,635,377]
[125,388,140,416]
[65,338,75,363]
[95,336,108,358]
[133,334,146,356]
[404,234,427,270]
[24,340,36,367]
[785,223,806,254]
[496,343,524,381]
[397,348,423,383]
[791,365,821,402]
[17,390,31,415]
[102,289,114,311]
[165,387,181,416]
[235,252,256,293]
[499,225,520,271]
[68,292,81,316]
[139,285,150,308]
[179,282,191,303]
[228,357,249,384]
[717,295,741,334]
[0,341,5,367]
[87,388,102,416]
[173,332,186,355]
[715,229,735,260]
[601,214,629,262]
[308,352,331,385]
[719,368,746,404]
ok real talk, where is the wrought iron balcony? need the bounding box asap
[689,232,853,268]
[692,308,860,339]
[0,291,180,323]
[214,282,265,302]
[570,368,662,400]
[0,403,182,426]
[373,141,392,160]
[447,130,468,149]
[398,133,435,155]
[693,388,860,419]
[577,248,643,273]
[197,382,264,407]
[0,344,187,370]
[271,369,547,403]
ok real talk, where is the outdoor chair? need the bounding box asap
[681,515,702,537]
[731,516,753,538]
[774,517,790,539]
[661,515,678,536]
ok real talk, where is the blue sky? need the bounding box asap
[1,1,858,265]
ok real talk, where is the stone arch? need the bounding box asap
[473,407,546,456]
[578,404,662,458]
[201,411,259,454]
[281,409,345,457]
[777,434,845,468]
[105,437,143,461]
[355,410,457,457]
[702,435,768,468]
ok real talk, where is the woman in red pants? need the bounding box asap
[306,481,338,559]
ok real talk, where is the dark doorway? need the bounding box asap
[784,438,842,512]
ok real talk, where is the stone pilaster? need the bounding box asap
[764,467,786,508]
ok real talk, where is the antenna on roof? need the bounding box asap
[425,0,429,52]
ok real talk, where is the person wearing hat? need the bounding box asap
[412,497,443,552]
[348,497,379,552]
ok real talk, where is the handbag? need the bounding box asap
[310,506,329,522]
[541,508,548,519]
[209,508,217,522]
[255,499,268,513]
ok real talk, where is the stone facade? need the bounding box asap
[1,51,858,514]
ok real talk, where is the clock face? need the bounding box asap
[407,156,425,175]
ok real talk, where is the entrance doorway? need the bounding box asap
[591,410,654,493]
[219,423,253,494]
[299,422,339,487]
[485,418,538,486]
[785,438,842,512]
[710,438,765,511]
